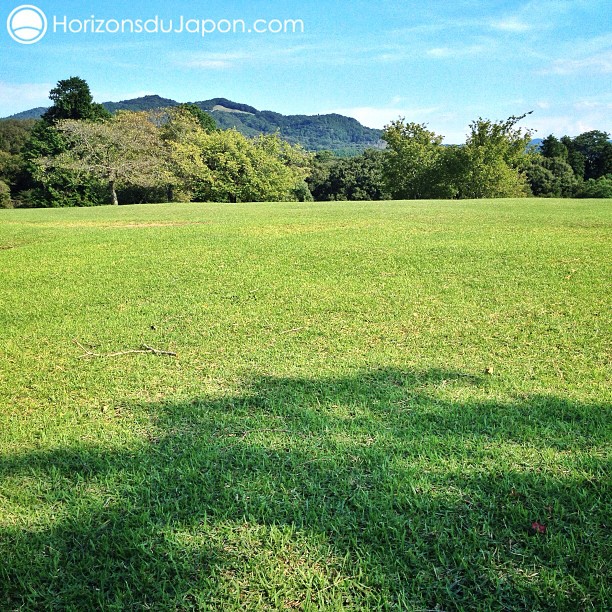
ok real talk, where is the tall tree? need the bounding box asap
[540,134,568,160]
[450,114,533,198]
[36,112,172,205]
[381,120,446,199]
[42,77,110,124]
[571,130,612,180]
[560,136,586,180]
[20,77,111,206]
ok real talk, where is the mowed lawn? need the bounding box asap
[0,199,610,610]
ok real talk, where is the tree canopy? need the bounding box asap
[38,112,172,205]
[42,77,110,124]
[2,77,610,207]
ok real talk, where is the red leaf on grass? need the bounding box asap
[531,521,547,534]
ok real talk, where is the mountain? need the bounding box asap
[528,138,543,150]
[7,107,49,121]
[102,94,179,114]
[5,95,383,154]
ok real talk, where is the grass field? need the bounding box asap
[0,199,610,610]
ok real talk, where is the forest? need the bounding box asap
[1,77,611,208]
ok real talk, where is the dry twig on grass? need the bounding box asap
[74,340,177,358]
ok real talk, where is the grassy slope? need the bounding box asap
[0,199,610,610]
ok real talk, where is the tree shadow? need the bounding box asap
[1,368,609,609]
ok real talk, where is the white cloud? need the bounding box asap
[183,59,233,70]
[427,47,452,58]
[426,44,487,59]
[176,45,322,70]
[529,111,611,137]
[325,105,441,130]
[545,51,612,75]
[574,99,612,111]
[490,17,532,33]
[178,51,249,70]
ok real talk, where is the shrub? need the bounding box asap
[0,180,12,208]
[577,174,612,198]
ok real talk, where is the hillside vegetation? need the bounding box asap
[7,94,383,155]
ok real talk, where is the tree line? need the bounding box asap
[1,77,611,208]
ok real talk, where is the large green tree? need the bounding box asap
[524,154,578,197]
[42,77,110,124]
[37,112,172,205]
[540,134,568,161]
[381,120,446,199]
[177,104,217,133]
[571,131,612,180]
[0,119,36,205]
[171,128,310,203]
[21,77,111,206]
[449,114,533,198]
[307,149,390,201]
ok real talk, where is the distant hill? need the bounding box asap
[8,107,49,121]
[6,95,383,154]
[102,95,179,114]
[529,138,543,150]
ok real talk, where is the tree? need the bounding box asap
[42,77,110,124]
[19,77,111,207]
[37,112,172,205]
[0,119,36,154]
[540,135,568,160]
[171,129,310,203]
[382,120,445,199]
[524,154,578,197]
[577,174,612,198]
[307,149,390,201]
[560,136,586,180]
[571,131,612,180]
[450,114,533,198]
[0,180,11,208]
[177,104,216,133]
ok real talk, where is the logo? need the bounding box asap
[7,5,47,44]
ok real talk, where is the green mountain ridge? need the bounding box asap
[5,95,384,154]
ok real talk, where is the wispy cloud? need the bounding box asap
[426,44,487,59]
[490,17,533,33]
[528,93,612,136]
[180,52,249,70]
[175,45,320,70]
[544,51,612,75]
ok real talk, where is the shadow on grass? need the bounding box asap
[1,368,610,610]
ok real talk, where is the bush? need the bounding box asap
[292,181,314,202]
[578,174,612,198]
[0,180,12,208]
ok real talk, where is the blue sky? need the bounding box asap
[0,0,610,143]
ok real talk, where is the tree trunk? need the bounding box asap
[110,180,119,205]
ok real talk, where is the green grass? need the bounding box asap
[0,199,610,610]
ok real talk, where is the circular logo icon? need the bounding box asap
[7,5,47,44]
